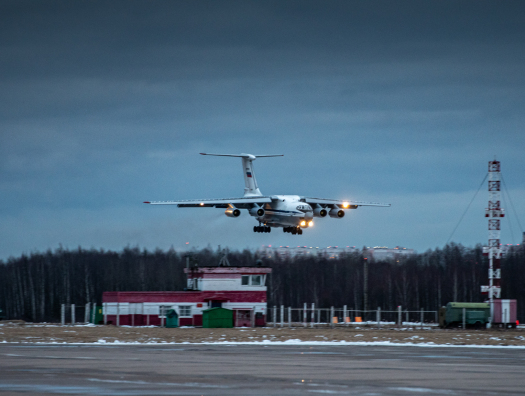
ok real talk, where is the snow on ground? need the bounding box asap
[1,322,525,348]
[4,338,525,349]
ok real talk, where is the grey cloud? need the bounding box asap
[1,0,524,259]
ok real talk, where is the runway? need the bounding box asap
[0,343,524,395]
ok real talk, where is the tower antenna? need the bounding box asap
[481,158,504,325]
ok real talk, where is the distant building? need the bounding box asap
[501,243,523,255]
[259,245,360,260]
[258,245,416,261]
[367,246,416,262]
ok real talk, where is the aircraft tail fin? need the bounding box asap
[200,153,283,197]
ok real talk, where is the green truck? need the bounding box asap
[439,302,490,329]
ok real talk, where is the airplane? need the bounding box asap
[144,153,390,235]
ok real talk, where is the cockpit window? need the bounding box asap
[296,204,312,211]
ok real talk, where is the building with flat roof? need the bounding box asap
[102,266,272,327]
[258,245,416,261]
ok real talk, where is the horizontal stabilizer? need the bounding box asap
[200,153,283,158]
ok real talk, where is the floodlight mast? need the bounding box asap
[481,158,504,326]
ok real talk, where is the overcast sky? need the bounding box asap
[1,0,524,260]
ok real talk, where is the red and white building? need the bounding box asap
[102,266,272,327]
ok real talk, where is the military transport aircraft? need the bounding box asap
[144,153,390,235]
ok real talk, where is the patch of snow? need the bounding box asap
[88,378,230,388]
[390,387,454,394]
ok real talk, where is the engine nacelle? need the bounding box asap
[329,208,345,219]
[313,207,328,218]
[225,208,241,218]
[249,207,265,217]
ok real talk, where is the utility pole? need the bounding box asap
[363,256,368,321]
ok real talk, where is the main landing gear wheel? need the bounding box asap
[254,226,271,233]
[283,226,302,235]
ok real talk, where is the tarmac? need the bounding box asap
[1,343,524,395]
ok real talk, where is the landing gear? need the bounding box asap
[254,225,271,233]
[283,226,303,235]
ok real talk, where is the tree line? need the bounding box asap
[0,243,523,322]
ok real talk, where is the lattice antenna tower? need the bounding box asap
[481,158,505,323]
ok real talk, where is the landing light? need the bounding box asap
[342,202,349,208]
[200,203,204,206]
[300,220,306,226]
[308,221,313,227]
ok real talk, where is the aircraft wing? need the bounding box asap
[301,197,391,208]
[143,196,272,209]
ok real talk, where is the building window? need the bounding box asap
[241,275,265,286]
[159,305,172,318]
[179,305,192,317]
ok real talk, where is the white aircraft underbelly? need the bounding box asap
[261,197,312,227]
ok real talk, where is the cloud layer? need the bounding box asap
[1,1,524,259]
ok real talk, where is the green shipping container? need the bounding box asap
[202,307,233,328]
[166,309,179,328]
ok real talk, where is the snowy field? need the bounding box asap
[1,322,524,347]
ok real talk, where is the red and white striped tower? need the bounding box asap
[481,159,504,324]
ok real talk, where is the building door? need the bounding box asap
[235,310,252,327]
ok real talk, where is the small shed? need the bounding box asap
[202,307,233,328]
[492,299,517,326]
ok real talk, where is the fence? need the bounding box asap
[56,302,438,328]
[267,304,438,328]
[59,303,97,325]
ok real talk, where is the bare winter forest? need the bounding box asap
[1,243,524,322]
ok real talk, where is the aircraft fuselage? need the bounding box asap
[253,195,313,228]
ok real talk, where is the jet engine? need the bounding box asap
[249,207,265,217]
[313,207,328,217]
[225,208,241,218]
[329,208,345,218]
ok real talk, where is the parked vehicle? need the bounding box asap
[439,302,489,329]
